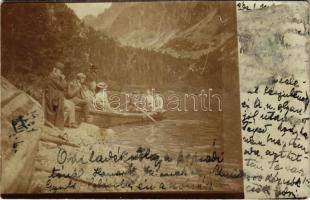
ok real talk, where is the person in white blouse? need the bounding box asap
[94,82,113,112]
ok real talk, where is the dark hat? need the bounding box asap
[55,62,65,70]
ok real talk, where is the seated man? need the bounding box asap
[127,91,140,113]
[67,73,90,122]
[82,88,96,111]
[64,98,79,128]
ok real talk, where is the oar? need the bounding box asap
[133,103,157,123]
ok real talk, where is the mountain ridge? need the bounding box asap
[83,1,237,58]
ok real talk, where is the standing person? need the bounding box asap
[44,62,67,130]
[67,73,90,122]
[86,64,98,93]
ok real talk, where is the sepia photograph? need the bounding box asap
[1,1,243,196]
[3,0,308,199]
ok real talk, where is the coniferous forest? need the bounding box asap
[2,2,234,97]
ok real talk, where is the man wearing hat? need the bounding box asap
[86,64,98,93]
[126,91,140,113]
[44,62,68,130]
[67,73,90,122]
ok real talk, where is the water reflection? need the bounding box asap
[102,119,221,157]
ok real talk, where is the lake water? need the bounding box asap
[97,111,242,192]
[102,111,222,157]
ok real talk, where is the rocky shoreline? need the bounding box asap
[1,77,101,193]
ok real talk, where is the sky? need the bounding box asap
[66,1,285,19]
[66,3,112,19]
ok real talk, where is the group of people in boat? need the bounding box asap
[44,62,164,130]
[127,89,164,113]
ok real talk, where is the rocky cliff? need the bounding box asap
[1,77,101,193]
[83,1,237,58]
[1,77,43,193]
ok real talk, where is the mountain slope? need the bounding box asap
[83,1,237,58]
[1,3,196,91]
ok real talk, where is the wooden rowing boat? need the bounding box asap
[75,107,165,128]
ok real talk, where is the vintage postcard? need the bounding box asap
[0,1,309,199]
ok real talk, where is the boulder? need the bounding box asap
[1,77,101,193]
[29,123,101,193]
[64,123,101,146]
[1,77,43,193]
